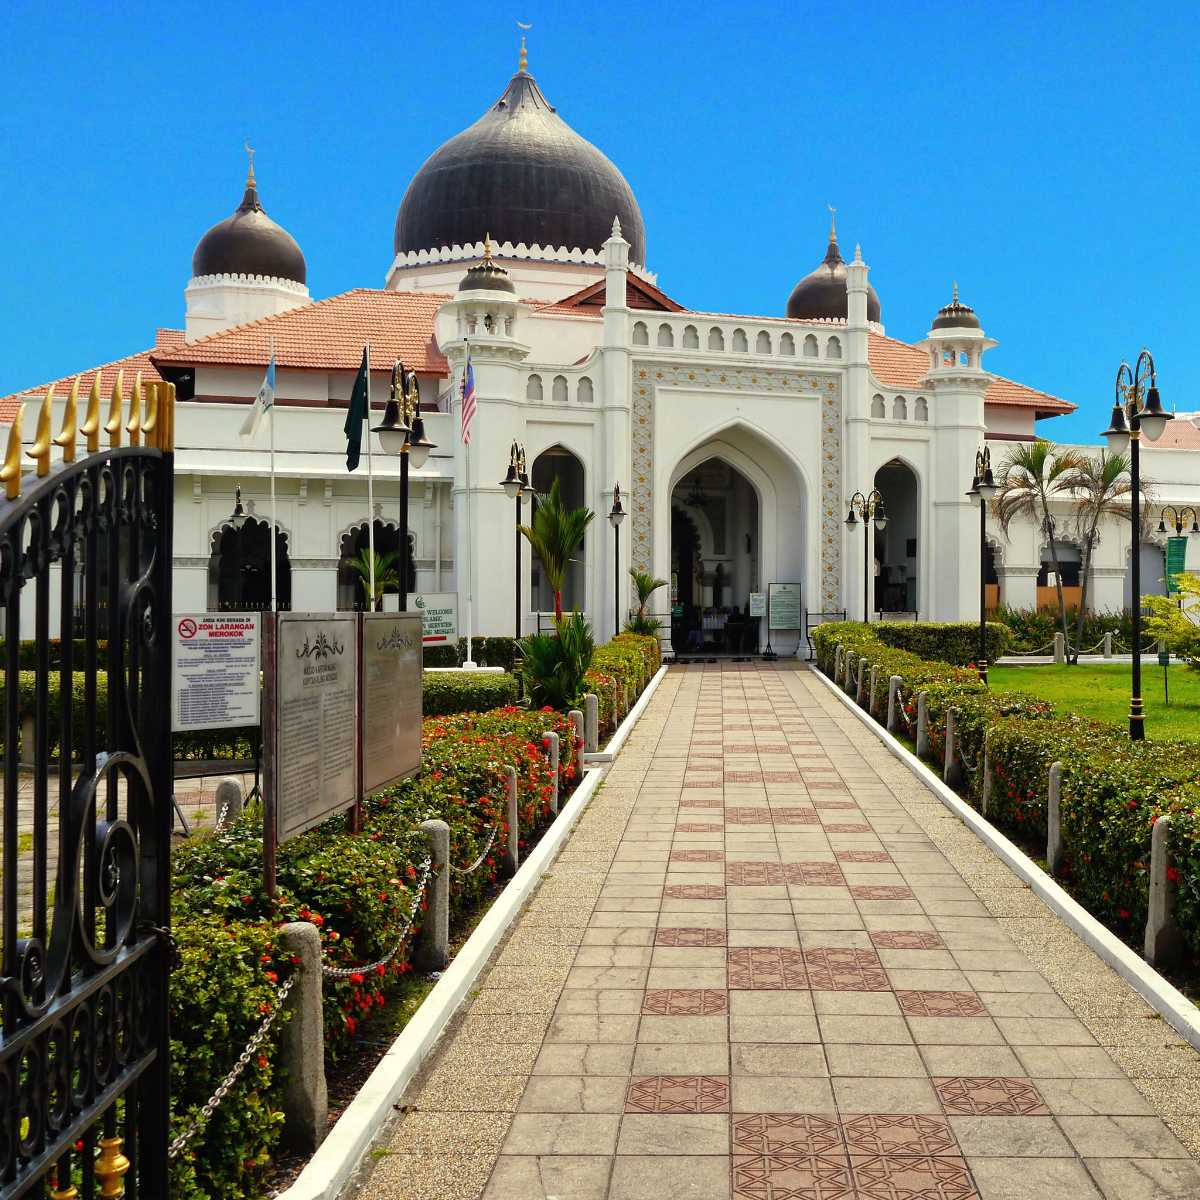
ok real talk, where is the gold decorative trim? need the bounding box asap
[95,1135,130,1197]
[0,403,25,500]
[53,376,80,463]
[26,387,53,477]
[80,373,101,453]
[104,370,124,449]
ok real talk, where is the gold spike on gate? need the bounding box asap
[104,369,124,448]
[53,376,80,463]
[161,380,176,452]
[94,1135,129,1197]
[126,371,142,446]
[47,1166,78,1199]
[26,387,53,477]
[142,380,159,448]
[80,373,101,453]
[0,404,25,500]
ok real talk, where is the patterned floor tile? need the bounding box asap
[624,1075,729,1113]
[850,1153,978,1199]
[680,797,724,808]
[732,1113,842,1154]
[933,1076,1049,1115]
[805,948,884,969]
[726,808,777,824]
[763,771,805,783]
[671,849,725,863]
[823,823,873,833]
[733,1153,853,1199]
[841,1114,959,1156]
[726,771,765,783]
[897,991,987,1018]
[656,927,728,947]
[804,947,890,992]
[785,862,848,887]
[772,808,821,825]
[676,822,723,833]
[727,861,789,886]
[835,850,893,863]
[728,947,809,989]
[664,884,727,899]
[813,799,859,809]
[641,988,729,1015]
[851,885,916,901]
[870,931,947,951]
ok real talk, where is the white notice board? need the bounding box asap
[413,592,458,645]
[748,592,766,618]
[172,613,261,732]
[768,583,803,631]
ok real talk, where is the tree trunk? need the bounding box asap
[554,590,563,622]
[1072,524,1099,664]
[1042,505,1070,654]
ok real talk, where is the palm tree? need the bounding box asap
[995,440,1086,651]
[346,547,399,611]
[627,567,668,634]
[1062,450,1142,662]
[520,478,593,622]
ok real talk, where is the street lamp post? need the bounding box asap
[500,442,528,639]
[1157,505,1200,598]
[609,483,626,640]
[845,489,888,622]
[967,446,998,684]
[1101,350,1173,741]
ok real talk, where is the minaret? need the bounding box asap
[602,216,633,639]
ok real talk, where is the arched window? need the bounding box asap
[871,395,886,419]
[803,334,818,357]
[336,521,410,611]
[755,330,772,355]
[683,325,700,349]
[826,336,842,359]
[526,373,543,402]
[708,327,725,351]
[873,459,920,616]
[915,397,929,422]
[892,396,908,421]
[732,328,749,353]
[552,375,569,404]
[209,518,292,611]
[780,332,795,356]
[632,321,649,346]
[577,377,594,404]
[657,323,674,347]
[530,446,587,613]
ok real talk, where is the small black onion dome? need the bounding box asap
[786,224,881,323]
[192,168,306,285]
[458,237,516,293]
[395,65,646,264]
[931,284,980,330]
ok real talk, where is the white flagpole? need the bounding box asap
[269,336,278,613]
[366,343,376,607]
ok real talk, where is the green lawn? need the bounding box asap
[989,663,1200,743]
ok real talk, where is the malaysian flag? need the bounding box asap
[460,351,477,444]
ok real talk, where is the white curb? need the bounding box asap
[811,665,1200,1053]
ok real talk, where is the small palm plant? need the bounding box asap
[520,479,593,622]
[346,547,399,611]
[519,611,595,709]
[625,567,668,636]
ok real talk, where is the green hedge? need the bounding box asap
[457,636,520,672]
[0,638,110,670]
[813,620,1200,963]
[584,634,662,734]
[422,644,459,668]
[421,669,519,715]
[872,620,1011,666]
[993,606,1135,654]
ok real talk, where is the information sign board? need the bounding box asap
[1167,536,1188,594]
[413,592,458,645]
[361,612,423,793]
[272,613,358,844]
[748,592,766,618]
[768,583,802,631]
[172,613,260,733]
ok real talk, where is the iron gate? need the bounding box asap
[0,379,175,1197]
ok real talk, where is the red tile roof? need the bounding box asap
[539,275,686,315]
[151,289,451,375]
[1150,415,1200,450]
[867,332,1074,417]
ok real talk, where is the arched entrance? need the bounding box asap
[208,519,292,611]
[337,521,414,611]
[874,460,919,615]
[530,445,587,614]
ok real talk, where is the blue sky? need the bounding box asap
[2,1,1197,442]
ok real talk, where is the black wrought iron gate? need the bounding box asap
[1,379,175,1197]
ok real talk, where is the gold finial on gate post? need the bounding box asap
[94,1135,129,1197]
[27,387,53,477]
[47,1164,79,1199]
[142,381,159,449]
[104,370,125,448]
[0,403,25,500]
[161,381,176,451]
[54,376,80,463]
[80,373,102,453]
[126,371,142,446]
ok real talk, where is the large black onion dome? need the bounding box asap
[192,169,306,285]
[931,284,980,330]
[458,237,516,293]
[786,225,881,323]
[394,66,646,264]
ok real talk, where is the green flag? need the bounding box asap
[345,346,369,471]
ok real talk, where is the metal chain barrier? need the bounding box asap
[321,856,433,981]
[958,740,980,780]
[449,822,500,876]
[168,974,297,1160]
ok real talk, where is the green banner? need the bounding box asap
[1166,536,1188,594]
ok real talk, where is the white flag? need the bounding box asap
[240,353,276,437]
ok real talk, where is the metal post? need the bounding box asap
[614,516,621,640]
[863,519,870,622]
[978,494,989,684]
[1130,428,1144,740]
[515,490,522,639]
[399,448,409,611]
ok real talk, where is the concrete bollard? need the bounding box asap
[981,751,992,816]
[868,665,879,715]
[1046,761,1063,874]
[569,709,585,775]
[1053,631,1065,663]
[214,777,244,830]
[1145,815,1182,967]
[504,764,520,874]
[19,714,35,767]
[1103,632,1113,659]
[844,651,856,695]
[584,693,599,752]
[834,645,844,682]
[416,819,449,971]
[278,922,328,1153]
[887,676,902,733]
[542,731,561,815]
[915,692,929,758]
[855,658,867,705]
[943,708,963,788]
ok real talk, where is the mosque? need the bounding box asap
[5,46,1198,653]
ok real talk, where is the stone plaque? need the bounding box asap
[274,613,358,843]
[361,612,423,793]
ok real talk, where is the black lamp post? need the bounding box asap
[609,483,626,639]
[500,442,528,638]
[1157,505,1200,537]
[229,484,248,531]
[1101,349,1173,741]
[967,446,998,684]
[845,489,888,622]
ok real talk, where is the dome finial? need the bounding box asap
[517,20,532,72]
[244,140,256,188]
[827,203,837,243]
[952,280,959,304]
[483,232,493,263]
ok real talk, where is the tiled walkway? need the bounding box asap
[360,664,1200,1200]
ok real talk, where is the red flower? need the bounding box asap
[1167,866,1180,883]
[1118,908,1130,919]
[264,970,278,983]
[350,972,365,985]
[345,1015,357,1034]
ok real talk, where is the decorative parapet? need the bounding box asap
[389,238,657,283]
[187,272,310,295]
